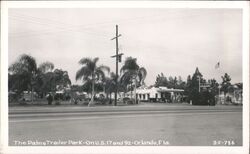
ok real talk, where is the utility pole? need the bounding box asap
[111,25,122,106]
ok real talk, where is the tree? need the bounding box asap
[120,57,147,103]
[9,54,37,75]
[155,73,168,87]
[187,67,204,104]
[176,76,186,89]
[8,54,72,104]
[186,75,192,87]
[105,72,117,104]
[208,79,219,96]
[168,76,178,89]
[184,75,192,99]
[9,54,38,102]
[54,69,71,91]
[75,57,110,106]
[221,73,231,96]
[71,84,84,92]
[155,73,186,89]
[119,70,134,97]
[81,80,103,94]
[38,62,54,73]
[35,62,55,97]
[35,62,71,98]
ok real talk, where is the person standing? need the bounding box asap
[47,93,53,105]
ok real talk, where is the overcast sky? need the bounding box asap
[8,8,242,85]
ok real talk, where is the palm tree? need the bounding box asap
[120,57,147,103]
[120,71,134,98]
[76,57,110,106]
[9,54,38,103]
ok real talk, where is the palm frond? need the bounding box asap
[120,57,139,73]
[97,65,110,73]
[94,65,109,81]
[79,57,99,72]
[120,71,134,85]
[79,58,93,66]
[93,57,99,65]
[75,66,91,81]
[138,67,147,84]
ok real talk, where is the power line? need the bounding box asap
[9,11,206,38]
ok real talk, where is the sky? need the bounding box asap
[8,8,242,85]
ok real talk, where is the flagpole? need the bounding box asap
[218,84,221,104]
[215,61,220,105]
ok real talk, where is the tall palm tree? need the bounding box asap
[76,57,110,106]
[120,71,134,98]
[120,57,147,103]
[9,54,38,103]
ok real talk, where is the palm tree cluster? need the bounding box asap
[8,54,147,105]
[9,54,71,102]
[76,56,147,105]
[75,57,110,106]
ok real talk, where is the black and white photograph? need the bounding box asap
[1,1,249,154]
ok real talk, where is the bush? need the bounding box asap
[191,91,215,106]
[95,97,109,105]
[123,97,135,104]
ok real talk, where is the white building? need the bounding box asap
[126,86,184,103]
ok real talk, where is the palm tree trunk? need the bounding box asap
[224,93,226,104]
[134,78,137,104]
[103,85,107,98]
[89,76,95,106]
[109,92,112,104]
[31,87,34,104]
[130,82,132,99]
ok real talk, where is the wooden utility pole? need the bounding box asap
[111,25,122,106]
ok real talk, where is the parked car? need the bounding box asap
[20,91,37,101]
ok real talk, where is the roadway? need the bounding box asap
[9,103,242,146]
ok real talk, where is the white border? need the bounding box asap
[1,1,249,154]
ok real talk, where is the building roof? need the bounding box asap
[136,86,184,93]
[157,86,184,92]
